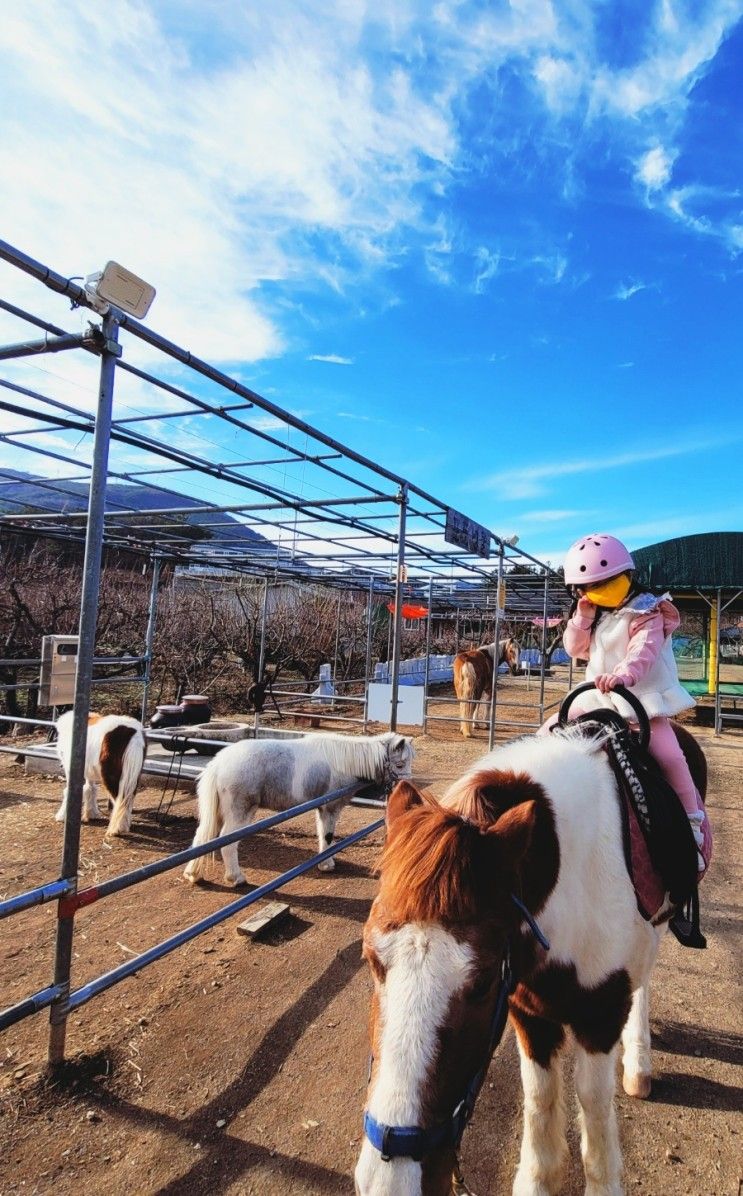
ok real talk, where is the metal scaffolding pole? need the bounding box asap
[254,578,270,734]
[423,578,434,733]
[362,577,375,732]
[487,549,505,751]
[140,556,161,723]
[332,591,342,685]
[47,310,120,1068]
[388,486,408,733]
[714,589,722,736]
[537,570,550,723]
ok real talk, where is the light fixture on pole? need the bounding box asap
[84,261,156,319]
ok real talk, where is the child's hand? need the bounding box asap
[594,673,633,693]
[576,596,596,619]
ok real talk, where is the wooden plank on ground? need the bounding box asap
[236,901,291,939]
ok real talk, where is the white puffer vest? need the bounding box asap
[583,592,695,722]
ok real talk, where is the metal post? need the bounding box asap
[487,549,505,751]
[362,577,375,732]
[48,310,120,1067]
[389,486,408,732]
[537,570,550,724]
[455,607,460,654]
[332,590,342,685]
[140,556,161,723]
[422,578,434,732]
[254,578,269,733]
[714,589,722,736]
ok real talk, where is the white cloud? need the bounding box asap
[635,146,676,190]
[467,433,743,499]
[308,354,355,365]
[613,281,648,301]
[0,0,458,362]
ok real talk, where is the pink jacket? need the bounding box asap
[564,599,680,686]
[564,592,694,720]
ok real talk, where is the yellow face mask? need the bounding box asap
[582,572,632,608]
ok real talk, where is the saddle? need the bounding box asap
[560,698,706,950]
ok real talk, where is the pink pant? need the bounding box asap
[539,710,700,814]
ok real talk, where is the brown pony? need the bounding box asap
[453,638,520,737]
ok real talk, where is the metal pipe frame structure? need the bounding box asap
[0,240,560,1070]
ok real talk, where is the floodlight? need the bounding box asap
[85,261,156,319]
[503,534,519,547]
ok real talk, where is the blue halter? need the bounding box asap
[363,894,550,1163]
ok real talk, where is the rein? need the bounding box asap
[363,895,550,1163]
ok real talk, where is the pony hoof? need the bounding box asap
[318,858,336,873]
[55,809,66,823]
[225,872,248,887]
[623,1071,652,1099]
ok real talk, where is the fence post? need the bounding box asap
[48,309,120,1068]
[389,485,408,732]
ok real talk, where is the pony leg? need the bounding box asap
[83,781,103,823]
[315,801,343,873]
[459,695,473,737]
[107,791,132,836]
[513,1044,567,1196]
[574,1044,622,1196]
[55,785,69,823]
[621,981,653,1099]
[219,805,256,886]
[477,695,491,730]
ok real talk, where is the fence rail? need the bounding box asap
[0,782,382,1034]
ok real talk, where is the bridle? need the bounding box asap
[362,895,550,1163]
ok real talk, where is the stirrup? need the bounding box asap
[452,1160,477,1195]
[668,890,707,950]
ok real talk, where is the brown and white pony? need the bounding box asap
[55,711,147,836]
[355,722,707,1196]
[453,638,520,737]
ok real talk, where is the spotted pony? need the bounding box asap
[355,721,706,1196]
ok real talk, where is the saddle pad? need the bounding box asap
[622,789,712,920]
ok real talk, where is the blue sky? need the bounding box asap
[1,0,742,567]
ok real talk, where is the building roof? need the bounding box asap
[632,532,743,592]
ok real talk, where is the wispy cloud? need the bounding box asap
[467,433,742,500]
[307,354,354,365]
[613,281,649,301]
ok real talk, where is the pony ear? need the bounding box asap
[386,779,425,828]
[487,800,536,870]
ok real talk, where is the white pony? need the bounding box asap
[184,731,414,886]
[55,711,147,836]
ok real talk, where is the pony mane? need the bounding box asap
[311,733,395,781]
[378,796,498,925]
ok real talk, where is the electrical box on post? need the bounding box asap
[39,636,79,706]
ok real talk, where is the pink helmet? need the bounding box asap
[563,533,634,585]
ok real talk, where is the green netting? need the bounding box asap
[632,532,743,592]
[682,680,743,697]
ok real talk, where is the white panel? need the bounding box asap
[366,683,424,727]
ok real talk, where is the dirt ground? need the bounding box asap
[0,676,741,1196]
